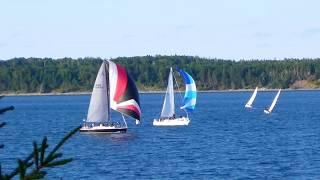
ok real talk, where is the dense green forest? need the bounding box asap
[0,56,320,93]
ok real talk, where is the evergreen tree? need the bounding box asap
[0,97,80,179]
[1,56,320,92]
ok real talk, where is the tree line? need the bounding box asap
[0,56,320,93]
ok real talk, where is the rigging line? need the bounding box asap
[159,89,166,118]
[173,70,183,104]
[122,114,128,128]
[173,69,188,116]
[160,70,169,118]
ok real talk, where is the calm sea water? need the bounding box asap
[1,91,320,179]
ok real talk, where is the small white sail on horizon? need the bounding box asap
[245,87,258,108]
[264,89,281,114]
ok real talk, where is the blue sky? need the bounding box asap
[1,0,320,60]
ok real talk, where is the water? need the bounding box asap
[1,91,320,179]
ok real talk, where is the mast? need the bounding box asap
[105,61,111,122]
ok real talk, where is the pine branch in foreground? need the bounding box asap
[0,97,13,150]
[2,126,81,180]
[0,106,14,115]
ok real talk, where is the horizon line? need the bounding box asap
[1,54,320,61]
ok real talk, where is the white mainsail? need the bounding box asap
[264,89,281,114]
[86,62,109,122]
[267,89,281,113]
[245,87,258,108]
[160,67,175,118]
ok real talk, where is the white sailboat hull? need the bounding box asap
[80,124,127,133]
[245,104,252,108]
[264,109,270,114]
[153,117,190,126]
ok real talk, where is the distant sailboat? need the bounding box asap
[80,60,141,133]
[264,89,281,114]
[245,87,258,108]
[153,67,197,126]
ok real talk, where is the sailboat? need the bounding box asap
[245,87,258,108]
[80,60,141,133]
[153,67,197,126]
[264,89,281,114]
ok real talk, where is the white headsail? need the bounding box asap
[264,89,281,114]
[245,87,258,108]
[160,67,175,118]
[86,62,109,122]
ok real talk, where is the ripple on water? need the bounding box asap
[0,92,320,179]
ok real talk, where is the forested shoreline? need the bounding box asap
[1,56,320,93]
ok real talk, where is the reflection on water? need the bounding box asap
[82,132,139,143]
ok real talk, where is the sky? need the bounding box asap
[1,0,320,60]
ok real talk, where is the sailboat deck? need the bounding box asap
[80,123,127,133]
[153,117,190,126]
